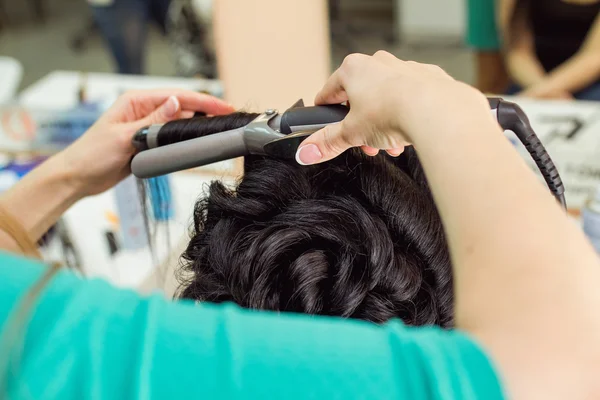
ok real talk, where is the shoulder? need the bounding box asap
[0,253,504,400]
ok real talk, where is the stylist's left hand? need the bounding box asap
[57,89,234,196]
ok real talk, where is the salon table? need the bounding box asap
[57,171,236,296]
[18,70,223,110]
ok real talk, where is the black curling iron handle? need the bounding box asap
[280,104,349,134]
[131,127,247,178]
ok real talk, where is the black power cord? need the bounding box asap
[489,98,567,209]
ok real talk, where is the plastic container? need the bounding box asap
[148,175,174,221]
[114,176,148,251]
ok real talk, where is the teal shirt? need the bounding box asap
[0,253,504,399]
[466,0,502,50]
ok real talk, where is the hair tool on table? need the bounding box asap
[131,98,566,209]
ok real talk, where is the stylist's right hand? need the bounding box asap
[296,51,494,165]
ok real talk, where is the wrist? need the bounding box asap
[409,90,500,149]
[412,113,502,154]
[0,153,85,242]
[524,80,568,98]
[527,79,550,91]
[46,153,88,203]
[526,77,546,89]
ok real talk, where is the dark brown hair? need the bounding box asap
[158,114,454,327]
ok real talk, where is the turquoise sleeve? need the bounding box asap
[0,252,504,399]
[466,0,502,50]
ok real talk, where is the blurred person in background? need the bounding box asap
[466,0,509,94]
[167,0,217,79]
[500,0,600,100]
[88,0,171,75]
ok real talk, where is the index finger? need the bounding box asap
[315,53,370,105]
[174,92,235,116]
[314,68,349,105]
[125,89,235,115]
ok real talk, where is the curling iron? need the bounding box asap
[130,99,346,176]
[131,98,566,209]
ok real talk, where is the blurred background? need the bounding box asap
[0,0,471,90]
[3,0,600,292]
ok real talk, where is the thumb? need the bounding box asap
[138,96,181,127]
[295,122,352,165]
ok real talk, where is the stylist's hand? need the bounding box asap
[57,89,234,196]
[296,51,493,165]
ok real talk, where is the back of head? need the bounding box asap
[164,113,453,327]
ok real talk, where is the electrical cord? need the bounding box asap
[490,98,567,209]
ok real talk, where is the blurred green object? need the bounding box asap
[466,0,502,50]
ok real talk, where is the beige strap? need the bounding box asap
[0,205,41,259]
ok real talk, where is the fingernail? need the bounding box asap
[296,144,322,165]
[163,96,180,117]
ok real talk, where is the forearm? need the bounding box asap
[421,122,599,325]
[506,49,546,88]
[531,52,600,94]
[0,154,84,250]
[413,113,600,394]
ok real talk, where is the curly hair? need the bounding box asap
[159,113,453,327]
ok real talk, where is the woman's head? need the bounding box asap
[162,113,453,327]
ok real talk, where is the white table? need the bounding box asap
[19,70,223,110]
[60,172,234,291]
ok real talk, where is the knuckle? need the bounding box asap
[118,129,135,150]
[425,63,447,76]
[338,122,359,148]
[321,126,343,155]
[342,53,367,70]
[116,90,140,108]
[373,50,393,59]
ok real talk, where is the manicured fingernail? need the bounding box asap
[296,144,322,165]
[163,96,180,117]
